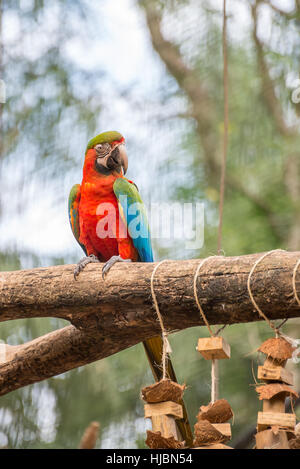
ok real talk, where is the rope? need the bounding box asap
[193,256,222,403]
[206,0,229,403]
[217,0,229,255]
[193,256,222,337]
[286,256,300,362]
[247,250,300,362]
[247,249,286,335]
[150,259,172,380]
[292,257,300,307]
[211,360,219,404]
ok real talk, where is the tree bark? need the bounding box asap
[1,250,300,396]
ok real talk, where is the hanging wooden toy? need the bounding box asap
[192,0,234,449]
[247,250,299,449]
[142,379,186,449]
[142,260,193,449]
[193,257,234,449]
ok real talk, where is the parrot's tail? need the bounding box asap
[143,336,193,447]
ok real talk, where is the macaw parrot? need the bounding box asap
[68,131,192,445]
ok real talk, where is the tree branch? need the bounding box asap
[251,1,297,138]
[141,2,283,241]
[260,0,299,19]
[251,1,300,249]
[1,251,300,396]
[142,3,217,170]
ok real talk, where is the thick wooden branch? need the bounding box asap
[1,251,300,396]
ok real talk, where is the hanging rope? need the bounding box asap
[285,257,300,362]
[193,257,221,337]
[150,259,172,380]
[204,0,229,404]
[292,257,300,308]
[193,256,222,403]
[247,249,286,335]
[217,0,229,255]
[193,0,229,403]
[246,250,300,361]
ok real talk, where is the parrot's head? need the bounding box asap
[85,130,128,175]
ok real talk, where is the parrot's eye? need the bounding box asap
[95,143,110,158]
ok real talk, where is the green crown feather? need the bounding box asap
[86,131,124,152]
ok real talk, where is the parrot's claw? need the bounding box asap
[74,254,100,280]
[102,255,131,280]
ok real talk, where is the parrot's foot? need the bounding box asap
[102,255,131,280]
[74,254,100,280]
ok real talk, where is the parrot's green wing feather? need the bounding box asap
[68,184,87,255]
[113,178,153,262]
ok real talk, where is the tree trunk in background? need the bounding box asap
[285,154,300,250]
[251,1,300,251]
[142,0,300,249]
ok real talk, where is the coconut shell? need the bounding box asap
[197,399,233,424]
[258,337,295,361]
[289,426,300,450]
[256,383,298,401]
[141,379,186,403]
[145,430,184,449]
[289,437,300,449]
[194,420,229,446]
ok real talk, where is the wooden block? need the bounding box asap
[211,423,232,439]
[257,412,296,432]
[262,395,286,414]
[195,444,233,449]
[255,429,289,449]
[151,415,181,440]
[144,401,183,419]
[258,366,293,385]
[197,337,230,360]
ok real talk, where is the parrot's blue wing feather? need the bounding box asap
[113,178,154,262]
[68,184,87,255]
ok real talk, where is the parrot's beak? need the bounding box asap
[118,143,128,175]
[96,141,128,175]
